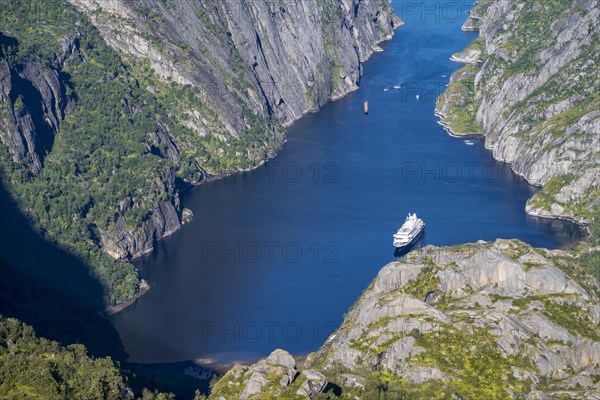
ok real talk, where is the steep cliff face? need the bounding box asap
[436,0,600,228]
[68,0,400,130]
[0,0,399,303]
[211,240,600,399]
[0,34,74,176]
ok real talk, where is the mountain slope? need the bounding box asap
[436,0,600,230]
[210,240,600,399]
[0,0,399,304]
[0,315,132,399]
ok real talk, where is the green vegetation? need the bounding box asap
[410,324,534,399]
[511,36,599,226]
[508,293,600,340]
[439,0,599,235]
[497,0,572,77]
[0,316,177,399]
[310,241,600,399]
[541,298,600,341]
[528,175,575,212]
[436,64,483,135]
[539,249,600,299]
[0,0,282,304]
[359,371,447,400]
[451,36,486,63]
[0,315,129,399]
[318,1,345,98]
[579,251,600,283]
[403,262,441,301]
[1,0,167,304]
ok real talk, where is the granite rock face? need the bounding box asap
[1,1,400,265]
[68,0,400,130]
[295,369,328,398]
[436,0,600,227]
[98,171,182,260]
[77,0,398,260]
[0,36,74,175]
[209,349,320,400]
[316,241,600,375]
[210,240,600,399]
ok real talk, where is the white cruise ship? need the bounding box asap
[393,213,425,248]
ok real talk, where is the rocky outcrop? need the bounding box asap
[436,0,600,228]
[71,0,399,261]
[68,0,401,130]
[209,349,326,400]
[99,200,180,260]
[295,370,328,398]
[210,240,600,399]
[449,37,484,64]
[210,349,330,399]
[314,241,600,374]
[0,0,400,295]
[0,34,75,175]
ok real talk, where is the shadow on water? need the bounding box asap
[0,179,126,360]
[393,234,427,259]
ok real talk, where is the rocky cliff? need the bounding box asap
[68,0,401,129]
[210,240,600,399]
[436,0,600,229]
[0,0,399,303]
[0,37,72,175]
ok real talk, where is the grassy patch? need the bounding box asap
[403,262,441,301]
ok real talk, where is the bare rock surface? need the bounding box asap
[436,0,600,228]
[210,240,600,398]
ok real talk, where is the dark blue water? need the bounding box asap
[113,1,579,365]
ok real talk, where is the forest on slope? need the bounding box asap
[0,0,398,305]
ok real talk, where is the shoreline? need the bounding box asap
[179,27,402,189]
[107,23,402,315]
[105,279,150,315]
[198,354,309,376]
[435,3,592,240]
[435,97,591,240]
[111,8,595,379]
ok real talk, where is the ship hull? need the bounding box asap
[393,228,424,249]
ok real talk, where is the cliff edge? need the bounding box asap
[210,240,600,399]
[436,0,599,230]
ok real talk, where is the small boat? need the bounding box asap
[384,88,389,92]
[393,85,401,89]
[393,213,425,249]
[363,99,369,115]
[464,140,475,145]
[416,94,420,100]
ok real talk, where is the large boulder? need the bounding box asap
[296,369,327,398]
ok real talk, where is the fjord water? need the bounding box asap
[113,2,579,364]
